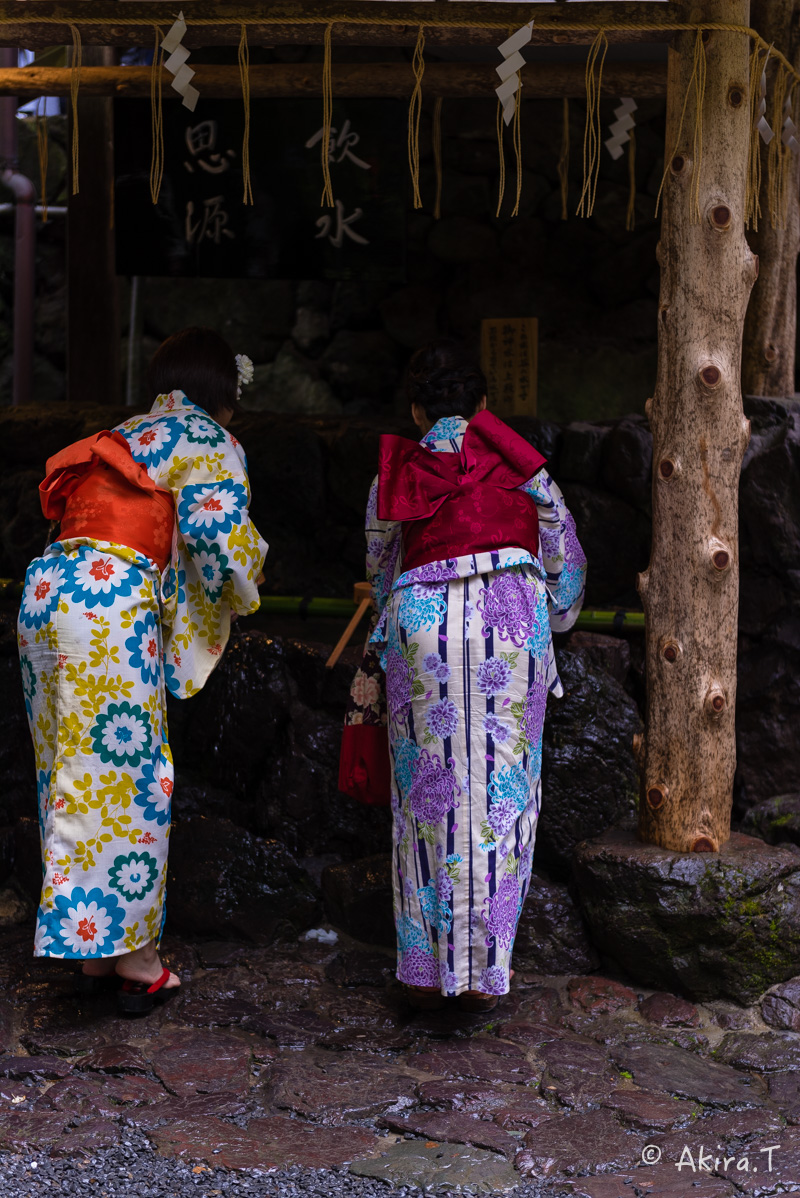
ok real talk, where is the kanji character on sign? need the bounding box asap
[315,200,370,249]
[185,196,236,246]
[184,120,236,174]
[305,119,371,170]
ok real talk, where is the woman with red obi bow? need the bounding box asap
[17,329,267,1013]
[361,339,586,1012]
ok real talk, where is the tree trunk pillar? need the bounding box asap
[742,0,800,398]
[637,0,757,852]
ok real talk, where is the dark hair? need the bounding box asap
[406,338,487,422]
[147,326,241,419]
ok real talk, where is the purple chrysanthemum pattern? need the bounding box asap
[402,560,459,585]
[422,651,452,683]
[398,945,440,988]
[477,572,538,648]
[483,713,511,744]
[410,756,459,828]
[483,871,520,950]
[407,750,460,827]
[386,648,415,715]
[478,965,509,996]
[425,698,459,741]
[476,656,512,697]
[521,678,547,749]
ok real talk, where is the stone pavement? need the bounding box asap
[1,924,799,1197]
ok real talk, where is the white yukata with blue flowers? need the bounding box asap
[17,391,267,961]
[366,415,586,997]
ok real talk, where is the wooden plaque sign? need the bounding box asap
[480,317,538,417]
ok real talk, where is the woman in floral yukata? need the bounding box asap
[17,327,267,1013]
[366,339,586,1012]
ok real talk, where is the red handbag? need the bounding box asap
[339,616,391,807]
[338,723,391,807]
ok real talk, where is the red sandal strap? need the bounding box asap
[121,966,171,995]
[147,967,171,994]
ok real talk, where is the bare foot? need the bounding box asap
[114,940,180,990]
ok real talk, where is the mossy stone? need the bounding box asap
[573,828,800,1003]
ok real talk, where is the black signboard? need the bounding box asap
[114,98,406,281]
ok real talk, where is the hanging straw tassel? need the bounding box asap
[625,127,636,231]
[510,83,523,218]
[766,63,787,229]
[495,97,506,218]
[432,95,443,220]
[69,24,82,195]
[238,24,253,205]
[320,23,334,207]
[149,26,165,205]
[557,97,569,220]
[745,40,765,230]
[576,30,608,218]
[407,26,425,210]
[655,29,707,221]
[36,98,48,224]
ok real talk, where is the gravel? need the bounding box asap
[0,1134,578,1198]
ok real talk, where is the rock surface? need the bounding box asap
[512,873,600,975]
[574,827,800,1002]
[321,855,396,947]
[537,648,642,880]
[167,815,320,940]
[351,1139,520,1193]
[741,792,800,847]
[761,977,800,1031]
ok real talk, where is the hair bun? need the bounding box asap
[406,339,487,424]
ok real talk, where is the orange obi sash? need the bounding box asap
[39,430,175,572]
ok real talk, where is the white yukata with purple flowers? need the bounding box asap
[366,415,586,997]
[18,391,267,961]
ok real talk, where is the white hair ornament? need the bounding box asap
[235,353,254,401]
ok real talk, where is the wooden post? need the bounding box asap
[67,46,119,407]
[637,0,757,853]
[742,0,800,398]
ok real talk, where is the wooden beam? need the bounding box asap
[0,61,668,99]
[0,2,681,49]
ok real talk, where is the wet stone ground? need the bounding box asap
[1,927,800,1197]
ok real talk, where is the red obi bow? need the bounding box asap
[377,410,547,572]
[39,430,175,572]
[40,430,161,520]
[377,409,546,522]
